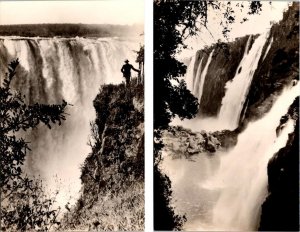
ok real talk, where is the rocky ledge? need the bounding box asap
[163,126,222,159]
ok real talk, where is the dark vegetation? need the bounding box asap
[84,82,144,188]
[60,80,144,231]
[0,24,143,38]
[153,1,266,230]
[0,60,68,231]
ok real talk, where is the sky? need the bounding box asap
[179,1,290,58]
[0,0,144,25]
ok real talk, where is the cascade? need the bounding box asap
[192,57,203,97]
[206,82,299,231]
[217,32,270,130]
[164,81,299,231]
[0,37,138,207]
[194,50,214,104]
[192,57,203,94]
[185,55,196,91]
[170,5,298,229]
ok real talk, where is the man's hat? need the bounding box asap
[124,59,129,63]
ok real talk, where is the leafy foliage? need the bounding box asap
[0,59,68,231]
[1,177,61,232]
[135,44,144,64]
[154,167,186,231]
[83,82,144,190]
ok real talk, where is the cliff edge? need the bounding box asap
[60,82,144,231]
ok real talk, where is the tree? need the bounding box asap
[153,1,266,230]
[0,59,68,231]
[135,44,144,84]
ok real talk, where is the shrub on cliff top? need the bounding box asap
[0,59,68,231]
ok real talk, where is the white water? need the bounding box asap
[178,34,267,132]
[195,50,214,104]
[164,81,299,231]
[192,57,204,94]
[262,37,273,61]
[217,32,270,130]
[186,55,196,91]
[0,37,139,208]
[186,50,214,105]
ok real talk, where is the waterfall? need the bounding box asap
[185,55,196,91]
[192,57,203,94]
[262,37,273,61]
[207,82,299,231]
[0,37,138,208]
[185,50,214,106]
[194,50,214,104]
[217,32,270,130]
[164,81,299,231]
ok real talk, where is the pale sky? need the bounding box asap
[180,1,290,58]
[0,0,144,25]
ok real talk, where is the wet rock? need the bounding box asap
[163,126,222,158]
[259,97,299,231]
[244,2,299,125]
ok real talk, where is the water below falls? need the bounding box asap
[0,36,139,208]
[164,82,299,231]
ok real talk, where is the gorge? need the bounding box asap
[163,3,299,231]
[0,36,139,208]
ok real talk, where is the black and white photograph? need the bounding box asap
[154,1,299,231]
[0,0,144,231]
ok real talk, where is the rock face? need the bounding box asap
[194,36,256,117]
[244,2,299,124]
[259,98,299,231]
[60,83,144,231]
[189,3,299,123]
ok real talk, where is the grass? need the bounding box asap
[60,181,144,231]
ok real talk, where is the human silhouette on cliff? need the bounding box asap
[121,59,140,86]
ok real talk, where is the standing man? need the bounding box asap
[121,59,140,86]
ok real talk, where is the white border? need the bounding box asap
[144,0,154,231]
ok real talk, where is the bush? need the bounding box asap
[0,59,68,231]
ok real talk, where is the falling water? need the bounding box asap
[0,36,139,207]
[185,55,196,91]
[217,32,270,130]
[262,37,273,61]
[194,50,214,104]
[191,57,203,94]
[164,81,299,231]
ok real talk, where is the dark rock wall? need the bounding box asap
[191,3,299,121]
[198,36,254,116]
[259,98,299,231]
[244,2,299,124]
